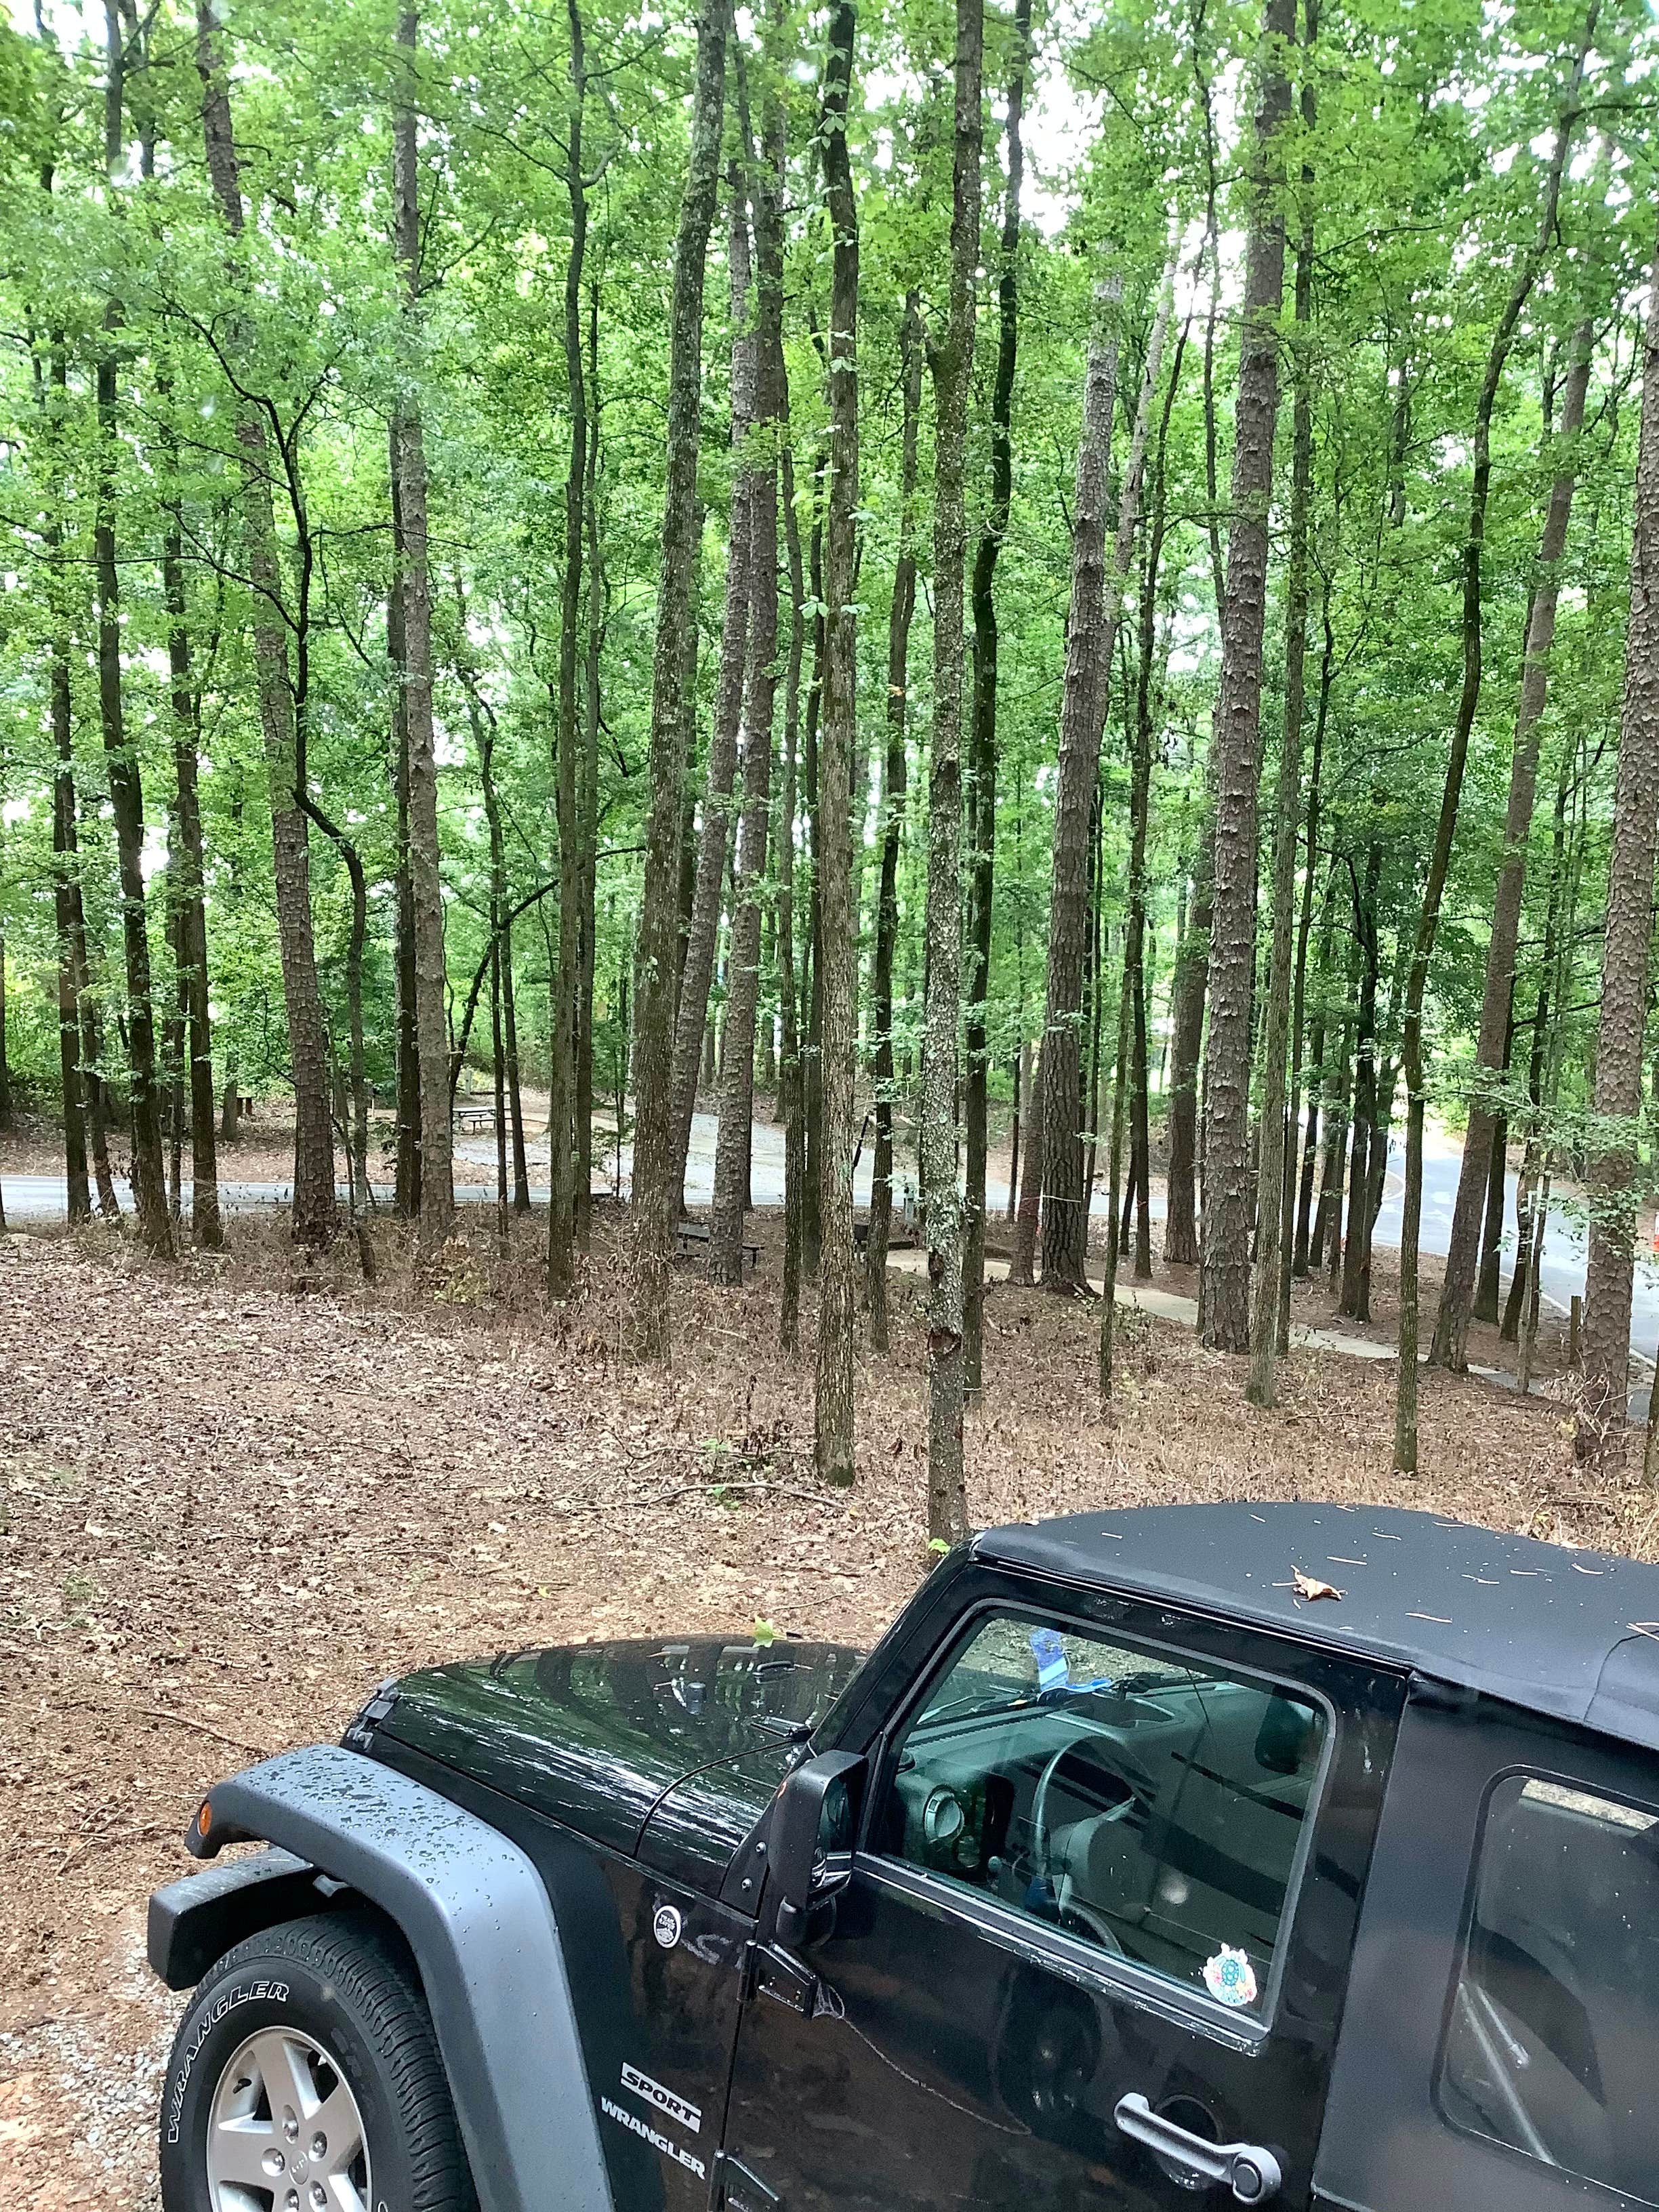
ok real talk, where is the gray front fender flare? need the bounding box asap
[176,1742,614,2212]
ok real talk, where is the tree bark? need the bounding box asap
[778,443,807,1356]
[867,291,924,1347]
[388,473,419,1221]
[919,0,981,1537]
[713,52,787,1286]
[1582,213,1659,1453]
[48,578,91,1227]
[1248,0,1315,1403]
[197,0,337,1247]
[577,276,605,1247]
[1432,312,1594,1368]
[1395,31,1591,1471]
[392,8,454,1256]
[548,0,590,1294]
[161,453,224,1250]
[671,171,757,1208]
[815,0,863,1491]
[1035,272,1123,1292]
[963,0,1030,1388]
[97,3,171,1256]
[625,0,730,1359]
[1199,0,1294,1351]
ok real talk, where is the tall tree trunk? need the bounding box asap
[548,0,590,1295]
[671,172,757,1207]
[626,0,729,1359]
[1473,999,1513,1324]
[1247,1,1315,1402]
[1340,846,1381,1319]
[1163,819,1212,1265]
[197,0,336,1247]
[920,0,981,1537]
[1198,0,1294,1351]
[1395,30,1591,1471]
[713,52,787,1286]
[577,276,605,1247]
[1122,293,1180,1289]
[37,344,93,1226]
[161,462,224,1251]
[815,0,863,1491]
[1035,272,1123,1292]
[389,478,420,1220]
[1582,214,1659,1454]
[963,0,1030,1389]
[778,444,807,1355]
[867,291,924,1347]
[1293,853,1338,1275]
[97,3,171,1255]
[1433,312,1595,1368]
[48,590,91,1226]
[393,7,454,1256]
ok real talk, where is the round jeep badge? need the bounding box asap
[653,1903,683,1950]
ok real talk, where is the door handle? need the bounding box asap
[1113,2093,1283,2203]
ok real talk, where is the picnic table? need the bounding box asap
[675,1218,760,1274]
[453,1101,496,1135]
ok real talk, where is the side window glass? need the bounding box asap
[874,1612,1327,2015]
[1439,1774,1659,2203]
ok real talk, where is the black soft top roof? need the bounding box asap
[973,1502,1659,1752]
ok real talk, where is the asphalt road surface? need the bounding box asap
[8,1110,1656,1406]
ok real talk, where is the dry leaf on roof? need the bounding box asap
[1292,1568,1344,1602]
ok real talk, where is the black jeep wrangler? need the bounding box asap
[149,1502,1659,2212]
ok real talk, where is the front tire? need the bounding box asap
[159,1910,476,2212]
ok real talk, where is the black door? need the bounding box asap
[720,1592,1401,2212]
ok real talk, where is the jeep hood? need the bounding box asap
[363,1634,866,1889]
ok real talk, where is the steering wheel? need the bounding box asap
[1031,1738,1145,1950]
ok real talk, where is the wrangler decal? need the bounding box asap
[600,2095,708,2180]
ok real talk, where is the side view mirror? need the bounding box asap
[769,1750,865,1945]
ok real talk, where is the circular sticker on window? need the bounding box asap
[653,1903,683,1950]
[1202,1946,1258,2009]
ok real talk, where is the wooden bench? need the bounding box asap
[453,1104,496,1135]
[676,1218,760,1274]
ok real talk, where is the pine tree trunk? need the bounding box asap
[1036,273,1122,1292]
[393,9,454,1256]
[626,0,729,1359]
[778,445,807,1356]
[577,277,605,1247]
[388,480,419,1221]
[867,292,924,1348]
[1433,314,1593,1368]
[712,54,787,1287]
[197,0,336,1248]
[1395,39,1590,1471]
[1122,289,1179,1290]
[963,0,1030,1389]
[548,0,590,1295]
[1199,0,1294,1351]
[47,581,91,1225]
[671,175,757,1209]
[815,0,863,1490]
[1582,213,1659,1455]
[1163,819,1211,1265]
[161,483,223,1251]
[1247,12,1315,1402]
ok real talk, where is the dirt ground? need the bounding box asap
[1,1206,1645,2209]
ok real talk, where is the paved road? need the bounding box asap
[9,1109,1657,1401]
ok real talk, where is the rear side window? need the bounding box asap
[1439,1773,1659,2203]
[873,1611,1328,2015]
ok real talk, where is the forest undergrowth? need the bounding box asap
[0,1216,1644,2209]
